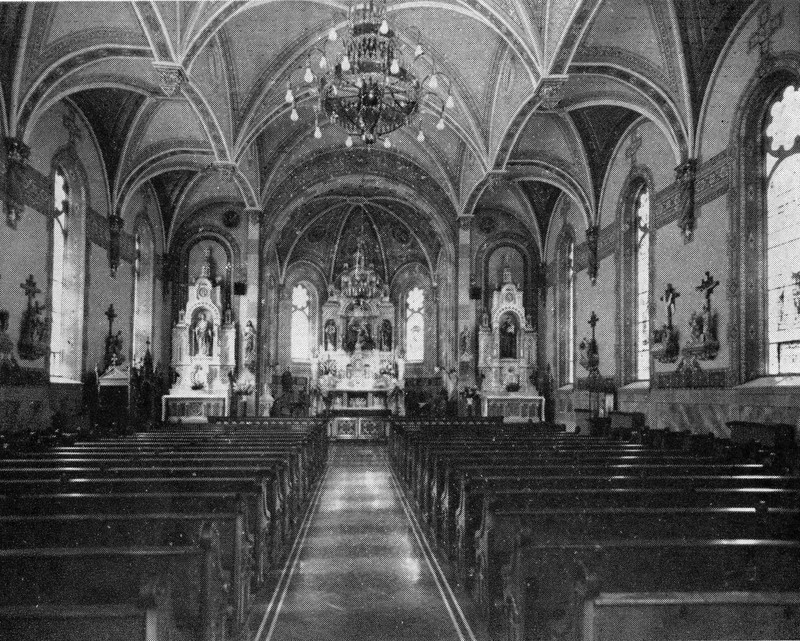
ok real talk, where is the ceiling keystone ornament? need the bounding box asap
[534,75,569,111]
[284,0,454,146]
[152,62,186,97]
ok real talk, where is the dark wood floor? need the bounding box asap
[248,444,487,641]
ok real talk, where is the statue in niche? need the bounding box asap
[459,326,470,357]
[379,319,393,351]
[324,319,338,351]
[340,263,351,293]
[499,313,518,359]
[243,320,256,371]
[191,311,213,356]
[344,318,373,352]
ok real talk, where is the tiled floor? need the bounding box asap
[251,444,485,641]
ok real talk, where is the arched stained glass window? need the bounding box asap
[50,168,69,377]
[556,233,575,386]
[634,186,650,381]
[291,284,312,362]
[133,223,155,363]
[765,85,800,374]
[405,287,425,363]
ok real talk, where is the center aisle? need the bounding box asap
[250,444,485,641]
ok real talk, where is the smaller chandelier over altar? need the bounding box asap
[284,0,454,146]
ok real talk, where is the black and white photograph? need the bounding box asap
[0,1,799,639]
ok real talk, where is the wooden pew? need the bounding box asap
[472,486,800,615]
[0,540,227,641]
[501,538,800,641]
[0,509,254,629]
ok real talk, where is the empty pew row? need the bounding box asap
[0,417,327,641]
[388,418,800,641]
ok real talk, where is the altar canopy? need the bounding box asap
[313,237,404,437]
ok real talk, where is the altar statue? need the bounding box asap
[192,311,213,356]
[324,319,338,351]
[499,314,518,358]
[379,319,393,351]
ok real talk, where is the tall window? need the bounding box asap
[291,284,312,361]
[405,287,425,363]
[765,85,800,374]
[50,168,69,378]
[133,223,155,363]
[557,233,575,385]
[633,186,650,380]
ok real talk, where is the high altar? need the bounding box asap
[478,261,544,422]
[162,247,236,422]
[311,239,404,439]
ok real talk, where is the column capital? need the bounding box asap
[457,215,474,231]
[243,207,263,226]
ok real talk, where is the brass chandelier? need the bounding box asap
[284,0,453,147]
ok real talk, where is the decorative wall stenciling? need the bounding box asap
[675,159,697,242]
[108,212,124,277]
[585,224,599,285]
[4,137,30,229]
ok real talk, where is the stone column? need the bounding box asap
[241,208,261,414]
[456,216,476,407]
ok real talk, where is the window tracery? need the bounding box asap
[765,85,800,374]
[291,283,313,362]
[405,287,425,363]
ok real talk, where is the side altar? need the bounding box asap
[162,248,235,423]
[311,239,404,440]
[478,261,544,422]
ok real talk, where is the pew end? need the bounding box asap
[583,591,800,641]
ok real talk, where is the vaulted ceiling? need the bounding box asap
[0,0,754,248]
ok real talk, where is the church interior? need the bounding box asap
[0,1,799,640]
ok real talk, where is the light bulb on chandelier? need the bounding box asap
[283,1,453,145]
[290,107,299,122]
